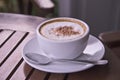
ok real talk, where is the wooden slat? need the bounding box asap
[10,62,33,80]
[9,32,49,80]
[9,34,35,80]
[0,32,31,80]
[0,31,25,65]
[29,69,47,80]
[0,30,14,47]
[48,73,65,80]
[66,70,102,80]
[67,65,113,80]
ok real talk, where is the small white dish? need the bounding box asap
[22,35,105,73]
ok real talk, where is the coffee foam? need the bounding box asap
[40,20,85,40]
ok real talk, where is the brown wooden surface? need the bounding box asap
[0,13,120,80]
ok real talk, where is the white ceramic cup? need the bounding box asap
[36,17,89,59]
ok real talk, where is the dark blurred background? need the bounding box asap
[0,0,120,36]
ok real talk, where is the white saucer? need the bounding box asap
[22,35,105,73]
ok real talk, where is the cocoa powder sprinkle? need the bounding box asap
[50,26,80,36]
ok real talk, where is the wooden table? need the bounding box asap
[0,13,120,80]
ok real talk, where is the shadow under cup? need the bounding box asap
[36,17,90,59]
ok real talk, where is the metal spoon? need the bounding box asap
[25,53,108,65]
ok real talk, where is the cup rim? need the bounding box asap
[36,17,89,43]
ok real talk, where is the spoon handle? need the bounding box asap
[52,59,108,65]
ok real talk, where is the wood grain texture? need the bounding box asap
[0,31,26,65]
[9,34,35,80]
[10,62,33,80]
[0,32,31,80]
[0,30,14,47]
[48,73,66,80]
[29,69,47,80]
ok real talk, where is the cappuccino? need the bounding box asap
[36,17,89,59]
[39,18,86,40]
